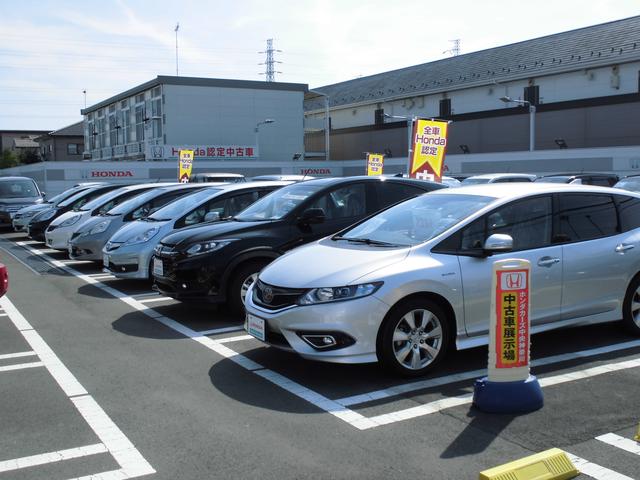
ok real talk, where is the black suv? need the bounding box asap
[153,176,446,313]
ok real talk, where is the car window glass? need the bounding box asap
[227,191,260,216]
[377,183,426,209]
[555,194,618,242]
[341,193,492,247]
[486,196,552,250]
[615,195,640,232]
[309,184,365,220]
[460,217,486,250]
[0,180,39,198]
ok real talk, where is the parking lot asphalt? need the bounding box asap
[1,230,640,480]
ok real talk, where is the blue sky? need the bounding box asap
[1,0,638,131]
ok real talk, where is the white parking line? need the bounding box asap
[596,433,640,456]
[137,296,174,303]
[337,339,640,406]
[565,452,634,480]
[12,240,640,432]
[0,361,44,372]
[212,334,254,344]
[0,295,155,477]
[0,443,107,473]
[360,357,640,429]
[198,326,244,336]
[0,351,37,360]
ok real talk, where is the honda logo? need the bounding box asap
[262,286,274,304]
[501,271,526,290]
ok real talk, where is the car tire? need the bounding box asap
[378,297,451,377]
[622,274,640,335]
[227,260,268,316]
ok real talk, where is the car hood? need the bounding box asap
[0,197,42,206]
[259,238,410,288]
[50,209,88,227]
[160,219,270,248]
[75,215,114,234]
[17,203,50,214]
[108,219,170,243]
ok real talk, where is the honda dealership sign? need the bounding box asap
[147,145,258,160]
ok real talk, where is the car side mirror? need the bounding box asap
[204,211,221,222]
[483,233,513,253]
[298,207,325,225]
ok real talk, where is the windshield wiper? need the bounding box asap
[332,236,398,247]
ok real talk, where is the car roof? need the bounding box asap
[293,175,443,189]
[432,181,638,200]
[540,172,618,178]
[192,172,245,177]
[464,173,537,180]
[204,180,294,191]
[0,176,39,182]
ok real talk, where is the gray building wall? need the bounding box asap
[163,84,304,162]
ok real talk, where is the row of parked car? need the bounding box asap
[2,173,640,377]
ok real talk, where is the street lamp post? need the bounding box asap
[384,113,415,173]
[255,118,275,159]
[500,96,536,152]
[308,89,330,161]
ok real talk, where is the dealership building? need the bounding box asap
[80,76,307,164]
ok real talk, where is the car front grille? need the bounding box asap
[253,279,306,310]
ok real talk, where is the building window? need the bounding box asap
[109,114,117,146]
[135,105,145,142]
[123,108,132,143]
[151,98,162,138]
[439,98,451,117]
[67,144,79,155]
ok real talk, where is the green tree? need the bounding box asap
[18,149,40,165]
[0,149,19,169]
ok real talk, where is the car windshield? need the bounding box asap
[58,188,98,208]
[235,183,323,221]
[535,176,571,183]
[0,179,39,198]
[461,177,491,185]
[77,188,130,212]
[107,188,167,215]
[334,194,494,247]
[614,178,640,192]
[148,188,222,220]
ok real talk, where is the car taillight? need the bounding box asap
[0,263,8,297]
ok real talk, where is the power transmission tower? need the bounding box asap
[443,39,461,56]
[259,38,282,82]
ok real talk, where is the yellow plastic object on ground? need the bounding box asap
[479,448,579,480]
[635,422,640,442]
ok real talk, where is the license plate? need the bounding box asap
[103,254,109,267]
[152,257,163,277]
[246,314,266,342]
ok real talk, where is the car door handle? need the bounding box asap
[537,256,560,267]
[615,243,635,253]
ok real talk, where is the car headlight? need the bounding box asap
[185,239,232,256]
[60,214,82,227]
[298,282,383,305]
[23,211,37,218]
[89,219,111,235]
[36,209,56,221]
[124,227,160,246]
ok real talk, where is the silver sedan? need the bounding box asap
[245,183,640,376]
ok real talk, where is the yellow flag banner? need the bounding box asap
[178,149,194,183]
[409,119,449,182]
[366,153,384,176]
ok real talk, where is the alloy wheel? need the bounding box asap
[392,308,443,370]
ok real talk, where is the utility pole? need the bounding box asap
[83,89,86,109]
[259,38,282,82]
[174,22,180,76]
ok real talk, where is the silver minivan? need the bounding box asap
[245,183,640,376]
